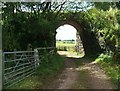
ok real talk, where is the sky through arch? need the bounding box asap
[56,24,77,41]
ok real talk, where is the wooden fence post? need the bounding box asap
[34,49,39,68]
[0,8,3,90]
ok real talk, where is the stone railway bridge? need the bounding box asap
[55,19,102,56]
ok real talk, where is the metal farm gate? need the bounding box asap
[1,47,55,89]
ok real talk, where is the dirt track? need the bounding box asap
[48,51,115,89]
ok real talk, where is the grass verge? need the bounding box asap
[94,53,120,88]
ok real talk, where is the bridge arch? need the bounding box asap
[55,19,101,56]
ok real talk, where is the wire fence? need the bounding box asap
[2,47,56,89]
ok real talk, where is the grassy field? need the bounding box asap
[56,41,76,52]
[56,41,75,47]
[56,41,85,56]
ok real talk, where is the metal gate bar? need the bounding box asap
[3,51,35,88]
[2,47,56,89]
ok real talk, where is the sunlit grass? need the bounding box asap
[56,41,85,58]
[56,41,75,46]
[56,43,75,47]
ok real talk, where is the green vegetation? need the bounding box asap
[56,40,75,47]
[36,53,64,78]
[56,40,76,51]
[95,53,120,88]
[9,53,64,89]
[78,4,120,62]
[2,2,61,51]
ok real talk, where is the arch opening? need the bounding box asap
[55,24,85,57]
